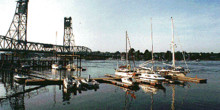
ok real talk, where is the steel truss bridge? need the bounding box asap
[0,0,91,55]
[0,35,91,54]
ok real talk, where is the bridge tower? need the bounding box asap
[63,17,75,52]
[5,0,29,50]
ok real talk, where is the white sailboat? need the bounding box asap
[136,60,152,73]
[138,18,165,84]
[121,77,137,85]
[51,31,62,70]
[158,17,190,77]
[115,31,135,77]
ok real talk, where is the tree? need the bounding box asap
[135,50,141,60]
[165,51,172,61]
[175,51,182,60]
[144,49,151,60]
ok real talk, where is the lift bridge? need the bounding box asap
[0,0,92,55]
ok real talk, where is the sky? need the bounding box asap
[0,0,219,53]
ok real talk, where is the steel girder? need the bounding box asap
[0,1,92,54]
[0,35,92,53]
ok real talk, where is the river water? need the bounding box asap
[0,60,220,110]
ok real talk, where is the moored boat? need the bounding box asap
[158,17,190,77]
[14,74,28,83]
[115,65,135,77]
[137,18,165,85]
[139,71,165,85]
[121,77,137,85]
[115,31,136,77]
[63,77,76,89]
[81,75,99,88]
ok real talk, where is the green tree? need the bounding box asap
[165,51,172,61]
[144,49,151,60]
[135,50,141,60]
[175,51,182,60]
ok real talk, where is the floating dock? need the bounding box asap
[102,79,134,88]
[172,76,207,83]
[25,79,63,85]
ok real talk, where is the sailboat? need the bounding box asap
[121,77,138,85]
[51,31,62,69]
[115,31,135,77]
[138,18,165,84]
[158,17,190,77]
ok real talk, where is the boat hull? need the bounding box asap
[115,71,133,77]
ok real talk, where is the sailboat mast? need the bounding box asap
[56,31,58,45]
[171,17,175,67]
[55,31,58,62]
[126,31,128,66]
[151,18,154,71]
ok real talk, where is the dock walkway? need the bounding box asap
[172,76,207,83]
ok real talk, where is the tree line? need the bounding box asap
[82,48,220,61]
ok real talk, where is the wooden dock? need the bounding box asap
[102,79,135,88]
[25,79,63,85]
[22,70,207,87]
[172,76,207,83]
[72,74,121,83]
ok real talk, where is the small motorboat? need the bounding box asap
[63,77,76,89]
[14,74,28,83]
[81,75,99,88]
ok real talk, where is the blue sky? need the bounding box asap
[0,0,219,52]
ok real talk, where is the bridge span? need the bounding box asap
[0,0,91,55]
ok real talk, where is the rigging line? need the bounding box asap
[151,18,154,71]
[176,32,189,70]
[127,34,136,67]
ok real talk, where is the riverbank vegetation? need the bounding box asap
[83,48,220,61]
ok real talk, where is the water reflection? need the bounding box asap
[0,61,209,110]
[0,68,187,110]
[139,84,166,94]
[171,85,175,110]
[139,84,166,110]
[0,70,49,110]
[164,81,190,110]
[122,88,136,110]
